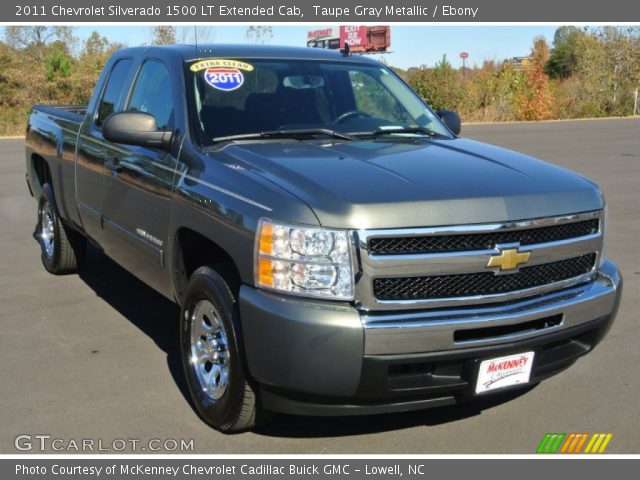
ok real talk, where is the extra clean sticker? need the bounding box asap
[190,59,254,72]
[191,59,253,92]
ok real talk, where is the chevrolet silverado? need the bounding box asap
[25,45,622,432]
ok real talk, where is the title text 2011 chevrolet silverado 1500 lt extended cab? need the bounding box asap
[25,45,622,432]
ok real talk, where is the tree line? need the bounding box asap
[0,26,274,135]
[0,26,638,136]
[399,26,640,122]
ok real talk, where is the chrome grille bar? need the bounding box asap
[353,210,604,311]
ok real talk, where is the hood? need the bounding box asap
[212,138,603,229]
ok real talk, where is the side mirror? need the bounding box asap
[436,109,461,136]
[103,112,173,150]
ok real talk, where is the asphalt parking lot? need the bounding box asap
[1,118,638,454]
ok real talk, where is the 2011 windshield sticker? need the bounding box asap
[190,59,254,72]
[204,68,244,91]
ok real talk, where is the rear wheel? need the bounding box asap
[36,184,86,274]
[180,266,272,432]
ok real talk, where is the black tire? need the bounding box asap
[36,184,86,275]
[180,266,272,432]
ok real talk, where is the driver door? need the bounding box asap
[100,59,178,296]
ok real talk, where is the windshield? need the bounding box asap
[187,58,453,146]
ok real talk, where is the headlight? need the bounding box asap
[255,218,354,300]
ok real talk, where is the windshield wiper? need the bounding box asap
[212,128,356,144]
[355,126,448,139]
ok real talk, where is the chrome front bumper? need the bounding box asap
[240,259,620,414]
[362,259,621,355]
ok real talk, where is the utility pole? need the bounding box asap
[634,87,638,116]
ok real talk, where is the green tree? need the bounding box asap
[545,26,585,79]
[463,61,525,122]
[407,55,464,111]
[45,50,72,81]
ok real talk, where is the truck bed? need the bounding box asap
[32,105,87,123]
[26,105,89,227]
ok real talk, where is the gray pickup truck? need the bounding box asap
[25,44,621,432]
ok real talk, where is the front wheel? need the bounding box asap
[180,266,272,432]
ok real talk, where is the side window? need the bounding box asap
[96,59,133,127]
[127,60,174,130]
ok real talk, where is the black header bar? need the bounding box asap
[5,1,640,23]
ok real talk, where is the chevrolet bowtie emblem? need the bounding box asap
[487,248,531,272]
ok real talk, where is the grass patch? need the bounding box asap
[0,107,29,137]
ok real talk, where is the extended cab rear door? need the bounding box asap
[76,57,134,245]
[99,58,179,297]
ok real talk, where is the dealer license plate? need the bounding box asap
[475,351,535,394]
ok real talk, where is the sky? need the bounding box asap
[61,25,560,69]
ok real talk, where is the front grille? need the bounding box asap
[373,253,597,301]
[368,219,599,255]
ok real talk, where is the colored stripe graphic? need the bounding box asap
[560,433,575,453]
[560,433,589,453]
[537,433,566,453]
[538,433,614,454]
[573,433,590,453]
[584,433,614,454]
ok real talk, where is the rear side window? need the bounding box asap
[127,60,174,130]
[96,58,133,126]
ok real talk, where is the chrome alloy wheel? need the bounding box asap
[40,201,55,259]
[189,299,230,401]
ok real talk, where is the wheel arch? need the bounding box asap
[30,152,53,198]
[172,226,244,305]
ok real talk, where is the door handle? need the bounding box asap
[105,157,123,174]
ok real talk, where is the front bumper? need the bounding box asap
[239,260,622,416]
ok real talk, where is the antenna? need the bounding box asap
[340,42,350,56]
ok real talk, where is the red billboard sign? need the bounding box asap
[307,26,390,53]
[340,26,368,47]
